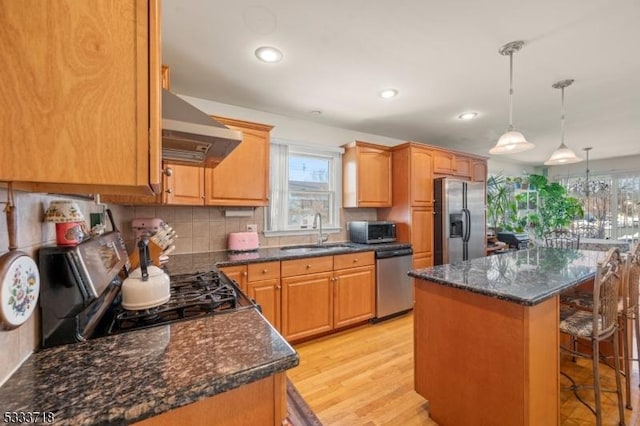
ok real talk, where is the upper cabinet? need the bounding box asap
[472,160,487,182]
[342,141,392,208]
[205,117,273,206]
[432,151,455,175]
[453,156,472,179]
[0,0,161,196]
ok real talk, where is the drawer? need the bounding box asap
[247,261,280,282]
[333,251,374,270]
[281,256,333,277]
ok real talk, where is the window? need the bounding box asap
[266,141,343,235]
[561,172,640,244]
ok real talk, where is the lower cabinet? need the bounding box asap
[220,261,281,332]
[221,252,375,343]
[281,271,334,341]
[133,373,286,426]
[333,252,375,328]
[281,252,375,342]
[247,262,281,332]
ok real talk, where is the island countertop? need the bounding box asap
[0,308,298,425]
[409,247,606,306]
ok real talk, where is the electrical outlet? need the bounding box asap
[247,224,257,232]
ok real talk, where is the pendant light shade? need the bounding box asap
[544,79,583,165]
[490,40,535,155]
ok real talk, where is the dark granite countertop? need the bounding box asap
[409,247,606,306]
[0,308,298,425]
[165,241,412,275]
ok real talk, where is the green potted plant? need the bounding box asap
[524,174,584,239]
[486,174,517,234]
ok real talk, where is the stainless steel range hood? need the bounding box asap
[162,89,242,164]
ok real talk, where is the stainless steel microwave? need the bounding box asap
[348,221,397,244]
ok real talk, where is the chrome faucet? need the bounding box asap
[312,212,328,246]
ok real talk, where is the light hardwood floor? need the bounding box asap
[287,312,640,426]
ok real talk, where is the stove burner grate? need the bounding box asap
[109,270,242,334]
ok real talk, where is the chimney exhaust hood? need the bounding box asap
[162,89,242,164]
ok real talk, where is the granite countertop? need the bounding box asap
[0,308,298,425]
[409,247,607,306]
[165,241,412,274]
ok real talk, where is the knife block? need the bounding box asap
[128,240,164,270]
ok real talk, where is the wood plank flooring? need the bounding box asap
[287,312,640,425]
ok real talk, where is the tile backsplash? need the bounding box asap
[121,206,378,254]
[0,188,128,385]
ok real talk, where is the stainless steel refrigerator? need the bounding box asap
[434,177,486,265]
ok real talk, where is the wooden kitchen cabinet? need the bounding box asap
[134,373,286,426]
[432,150,455,175]
[205,117,273,206]
[162,162,205,205]
[219,265,248,294]
[342,141,392,207]
[1,0,162,196]
[247,261,281,331]
[409,145,434,207]
[411,208,434,268]
[454,156,472,179]
[333,252,375,328]
[281,256,334,341]
[472,159,488,182]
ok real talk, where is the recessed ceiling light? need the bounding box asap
[255,46,283,63]
[379,89,398,99]
[458,112,478,120]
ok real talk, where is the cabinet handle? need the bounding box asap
[242,271,247,276]
[163,167,173,176]
[432,211,436,215]
[276,285,281,290]
[165,189,173,194]
[262,269,268,274]
[353,258,358,263]
[306,264,311,269]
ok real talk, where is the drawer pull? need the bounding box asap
[306,264,311,269]
[353,258,358,263]
[242,271,247,276]
[262,269,268,274]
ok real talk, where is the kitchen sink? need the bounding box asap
[280,243,355,254]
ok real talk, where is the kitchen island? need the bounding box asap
[409,247,604,426]
[0,307,298,425]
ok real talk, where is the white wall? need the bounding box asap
[487,157,536,177]
[180,94,406,148]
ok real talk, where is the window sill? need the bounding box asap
[263,227,342,238]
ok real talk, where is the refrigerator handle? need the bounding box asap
[462,208,471,242]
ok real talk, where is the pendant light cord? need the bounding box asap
[560,87,565,146]
[508,52,514,130]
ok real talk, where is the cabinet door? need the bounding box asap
[333,265,375,328]
[204,118,273,206]
[472,160,487,182]
[281,272,333,341]
[411,208,434,263]
[219,265,248,294]
[413,252,433,269]
[454,156,472,179]
[432,151,455,174]
[247,278,281,331]
[356,146,392,207]
[0,0,161,196]
[163,162,204,205]
[410,147,434,207]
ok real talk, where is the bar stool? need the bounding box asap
[561,243,640,410]
[559,247,625,426]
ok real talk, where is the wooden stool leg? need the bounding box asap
[613,328,626,425]
[593,339,603,426]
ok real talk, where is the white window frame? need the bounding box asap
[265,139,343,237]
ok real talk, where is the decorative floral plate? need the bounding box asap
[0,251,40,330]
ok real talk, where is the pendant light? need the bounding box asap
[544,79,582,165]
[489,40,535,155]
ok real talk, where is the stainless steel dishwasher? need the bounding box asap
[374,247,414,321]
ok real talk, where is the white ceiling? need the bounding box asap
[162,0,640,165]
